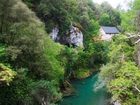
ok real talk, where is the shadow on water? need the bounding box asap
[59,73,110,105]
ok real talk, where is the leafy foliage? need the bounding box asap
[98,2,121,26]
[121,11,136,32]
[121,0,140,32]
[0,63,16,85]
[100,35,140,105]
[0,0,127,105]
[0,0,64,104]
[23,0,100,45]
[99,13,111,26]
[133,0,140,32]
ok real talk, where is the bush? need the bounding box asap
[0,63,16,85]
[99,35,140,105]
[74,69,90,79]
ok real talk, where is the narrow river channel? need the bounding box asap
[59,73,109,105]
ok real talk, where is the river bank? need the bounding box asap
[59,73,110,105]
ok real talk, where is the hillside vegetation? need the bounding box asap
[0,0,140,105]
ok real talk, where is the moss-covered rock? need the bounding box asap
[60,80,75,97]
[74,69,91,79]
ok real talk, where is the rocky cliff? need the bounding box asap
[50,26,83,47]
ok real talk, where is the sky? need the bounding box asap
[93,0,132,10]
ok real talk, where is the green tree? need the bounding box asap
[0,0,64,104]
[100,35,140,105]
[23,0,100,44]
[121,11,136,32]
[99,13,111,26]
[98,1,121,26]
[133,0,140,31]
[121,0,140,32]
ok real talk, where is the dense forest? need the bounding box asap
[0,0,140,105]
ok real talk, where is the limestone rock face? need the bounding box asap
[113,100,121,105]
[50,26,83,47]
[50,27,59,41]
[69,26,83,47]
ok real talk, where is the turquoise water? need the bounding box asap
[59,73,109,105]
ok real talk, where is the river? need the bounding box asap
[59,73,109,105]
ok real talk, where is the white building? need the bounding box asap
[100,26,120,40]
